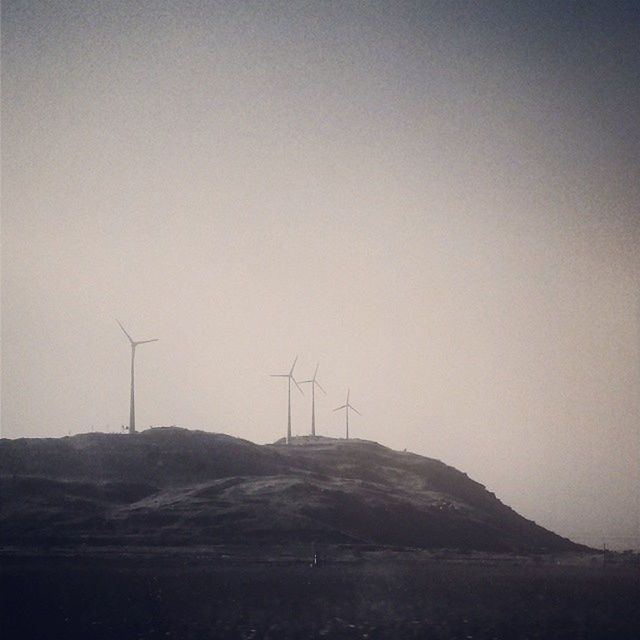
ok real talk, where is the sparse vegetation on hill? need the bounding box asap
[0,427,586,552]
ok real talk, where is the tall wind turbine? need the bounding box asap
[117,320,158,434]
[271,356,304,444]
[333,388,361,440]
[300,363,326,436]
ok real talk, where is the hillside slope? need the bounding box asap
[0,428,584,552]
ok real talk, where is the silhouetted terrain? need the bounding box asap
[1,427,584,552]
[4,428,638,640]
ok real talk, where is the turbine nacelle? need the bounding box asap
[270,356,304,395]
[300,362,327,395]
[117,319,159,346]
[333,388,361,416]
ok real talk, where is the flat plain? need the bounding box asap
[1,547,638,640]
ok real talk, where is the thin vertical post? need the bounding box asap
[287,376,292,444]
[129,345,136,434]
[311,383,316,436]
[346,406,349,440]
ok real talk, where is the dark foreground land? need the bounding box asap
[1,547,638,640]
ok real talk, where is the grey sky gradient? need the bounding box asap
[2,1,639,549]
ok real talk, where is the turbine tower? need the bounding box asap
[271,356,304,444]
[333,388,361,440]
[117,320,158,434]
[300,363,326,436]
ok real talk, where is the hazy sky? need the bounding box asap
[2,1,639,549]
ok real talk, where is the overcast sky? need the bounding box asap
[2,1,639,550]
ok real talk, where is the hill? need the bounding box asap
[0,427,585,552]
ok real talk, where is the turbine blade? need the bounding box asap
[314,363,319,380]
[136,338,159,345]
[116,319,134,343]
[350,405,362,416]
[289,355,298,376]
[315,380,327,395]
[299,380,313,385]
[293,377,304,395]
[347,388,350,403]
[333,404,347,412]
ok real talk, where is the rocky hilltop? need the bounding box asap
[0,428,585,552]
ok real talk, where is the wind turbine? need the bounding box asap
[117,320,158,434]
[300,363,327,436]
[271,356,304,444]
[333,388,361,440]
